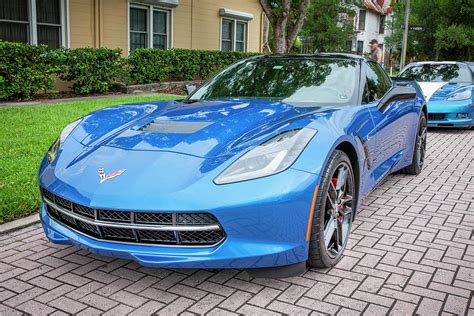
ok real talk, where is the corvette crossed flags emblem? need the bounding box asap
[98,168,126,183]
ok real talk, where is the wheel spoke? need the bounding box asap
[328,181,337,201]
[336,220,343,250]
[324,216,337,248]
[339,206,352,217]
[336,167,348,192]
[340,194,353,206]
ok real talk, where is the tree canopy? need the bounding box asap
[260,0,310,53]
[300,0,359,53]
[385,0,473,61]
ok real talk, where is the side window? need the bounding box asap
[363,62,391,103]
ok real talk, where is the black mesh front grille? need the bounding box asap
[102,226,135,240]
[42,189,55,202]
[136,212,172,224]
[177,213,218,225]
[55,195,72,210]
[180,230,225,245]
[59,212,76,226]
[98,209,131,222]
[75,204,95,219]
[78,221,100,237]
[42,189,225,246]
[138,230,176,243]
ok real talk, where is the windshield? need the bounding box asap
[399,63,472,83]
[189,58,359,106]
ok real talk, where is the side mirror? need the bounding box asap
[183,84,197,95]
[378,85,416,112]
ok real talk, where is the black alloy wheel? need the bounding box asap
[308,150,355,268]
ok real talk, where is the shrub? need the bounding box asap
[127,48,172,84]
[0,41,60,100]
[128,48,260,84]
[53,47,127,95]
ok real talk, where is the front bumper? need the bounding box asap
[40,166,319,269]
[427,99,474,127]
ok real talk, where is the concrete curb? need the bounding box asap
[0,214,41,235]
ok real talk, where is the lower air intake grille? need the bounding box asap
[42,188,225,246]
[428,113,446,120]
[180,230,226,245]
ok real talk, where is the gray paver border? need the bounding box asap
[0,214,40,235]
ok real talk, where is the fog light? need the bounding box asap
[457,113,469,119]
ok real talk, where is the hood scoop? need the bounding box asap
[140,120,213,134]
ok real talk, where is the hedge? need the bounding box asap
[51,47,127,95]
[128,48,260,84]
[0,41,60,100]
[0,42,261,100]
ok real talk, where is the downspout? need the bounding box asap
[190,0,194,49]
[66,0,70,48]
[93,0,101,47]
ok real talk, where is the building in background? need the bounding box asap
[347,0,393,64]
[0,0,265,54]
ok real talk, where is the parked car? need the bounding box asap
[399,61,474,128]
[39,54,427,277]
[467,61,474,74]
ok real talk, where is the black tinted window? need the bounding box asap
[364,62,390,103]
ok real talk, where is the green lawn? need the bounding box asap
[0,95,180,223]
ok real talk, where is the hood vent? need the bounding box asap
[140,120,213,134]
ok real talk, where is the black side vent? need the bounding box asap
[140,120,213,134]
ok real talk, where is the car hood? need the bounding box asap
[417,82,470,101]
[72,99,329,159]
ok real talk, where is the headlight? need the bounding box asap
[214,128,317,184]
[447,88,472,101]
[47,118,82,163]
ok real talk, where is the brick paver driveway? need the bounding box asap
[1,129,473,315]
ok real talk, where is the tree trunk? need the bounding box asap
[272,23,287,54]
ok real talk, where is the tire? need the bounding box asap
[307,150,355,268]
[402,114,427,175]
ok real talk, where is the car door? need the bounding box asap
[364,61,414,186]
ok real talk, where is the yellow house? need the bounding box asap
[0,0,265,54]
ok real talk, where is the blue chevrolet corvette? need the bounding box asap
[39,54,427,277]
[399,61,474,128]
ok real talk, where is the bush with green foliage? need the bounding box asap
[128,48,260,84]
[0,43,261,99]
[0,41,60,100]
[52,47,127,95]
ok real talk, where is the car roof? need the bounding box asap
[251,53,366,62]
[407,61,463,66]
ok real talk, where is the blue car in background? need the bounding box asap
[399,61,474,128]
[39,54,427,277]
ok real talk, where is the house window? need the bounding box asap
[221,18,247,52]
[357,40,363,55]
[130,7,148,51]
[129,4,170,52]
[358,9,366,31]
[221,19,233,51]
[37,0,62,49]
[153,10,167,49]
[0,0,62,49]
[346,40,353,52]
[379,15,385,34]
